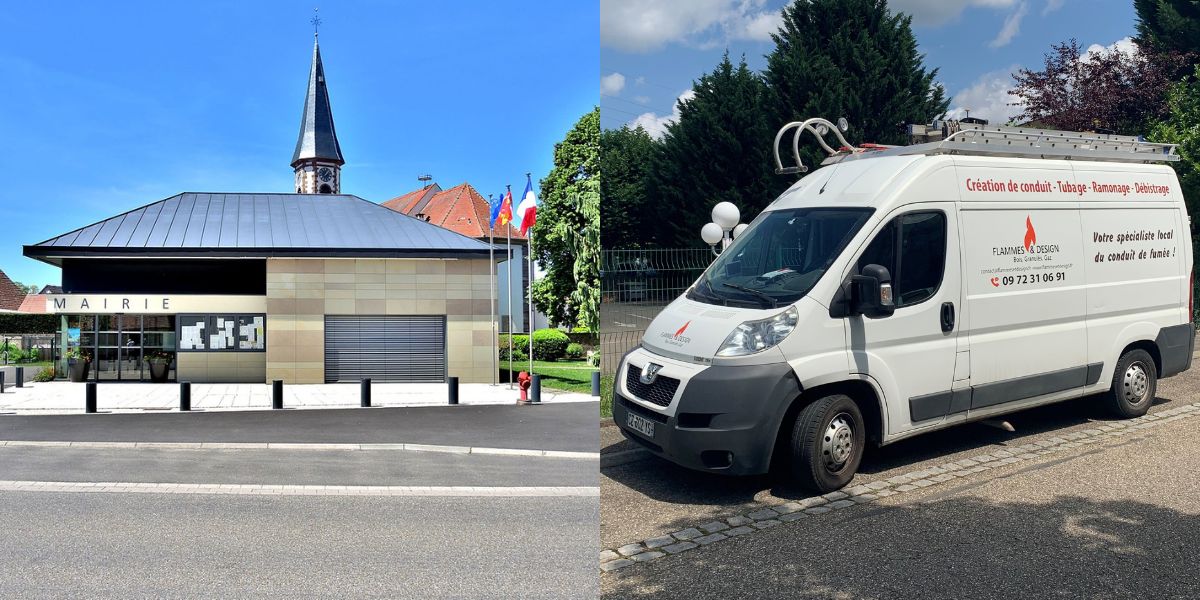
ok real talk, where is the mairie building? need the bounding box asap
[23,33,497,385]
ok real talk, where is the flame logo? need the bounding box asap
[674,321,691,338]
[1023,216,1036,251]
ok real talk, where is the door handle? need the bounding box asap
[940,302,955,332]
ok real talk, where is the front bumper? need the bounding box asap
[612,350,801,475]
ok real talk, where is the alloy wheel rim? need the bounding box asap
[822,412,855,470]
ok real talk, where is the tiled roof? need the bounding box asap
[0,270,26,311]
[381,184,441,215]
[17,294,47,314]
[383,182,526,241]
[24,192,495,266]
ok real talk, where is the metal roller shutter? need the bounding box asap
[324,315,447,383]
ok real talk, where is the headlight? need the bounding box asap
[716,306,799,357]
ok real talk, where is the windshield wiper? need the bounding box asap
[721,283,778,308]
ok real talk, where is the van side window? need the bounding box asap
[856,211,946,308]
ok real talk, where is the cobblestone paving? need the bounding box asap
[599,401,1200,572]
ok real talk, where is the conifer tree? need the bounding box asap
[651,53,781,247]
[764,0,949,173]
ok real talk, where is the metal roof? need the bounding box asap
[291,38,344,167]
[24,193,496,265]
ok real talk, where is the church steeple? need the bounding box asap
[292,26,344,194]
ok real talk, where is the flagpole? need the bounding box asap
[488,197,497,387]
[506,185,514,390]
[527,227,534,379]
[525,173,534,381]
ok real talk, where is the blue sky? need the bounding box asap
[0,1,598,287]
[601,0,1137,135]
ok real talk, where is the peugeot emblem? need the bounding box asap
[640,363,663,385]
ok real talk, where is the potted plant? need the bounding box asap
[66,348,90,382]
[146,351,173,383]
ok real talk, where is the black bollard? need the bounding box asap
[361,378,371,407]
[180,381,191,412]
[15,366,23,388]
[591,371,601,397]
[531,374,542,404]
[448,376,459,405]
[85,382,97,413]
[0,371,5,393]
[272,380,283,409]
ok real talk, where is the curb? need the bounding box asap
[0,480,601,498]
[0,440,599,459]
[600,401,1200,573]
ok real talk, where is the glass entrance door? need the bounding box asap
[95,315,120,381]
[118,315,142,381]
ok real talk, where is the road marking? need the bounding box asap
[0,440,599,459]
[0,480,600,497]
[600,401,1200,572]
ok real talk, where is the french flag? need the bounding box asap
[517,175,538,236]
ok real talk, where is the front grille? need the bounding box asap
[625,364,681,408]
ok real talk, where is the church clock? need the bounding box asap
[317,167,334,183]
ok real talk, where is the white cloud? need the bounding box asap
[601,72,627,96]
[600,0,782,53]
[633,95,651,104]
[634,76,646,85]
[888,0,1019,27]
[629,89,696,139]
[1084,36,1137,58]
[944,66,1024,125]
[1042,0,1065,15]
[989,1,1028,48]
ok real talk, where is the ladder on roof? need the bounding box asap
[773,118,1179,176]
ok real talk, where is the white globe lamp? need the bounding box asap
[732,223,749,239]
[711,202,740,230]
[701,222,724,246]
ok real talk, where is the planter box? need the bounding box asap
[68,359,90,383]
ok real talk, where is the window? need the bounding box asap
[856,211,946,308]
[319,184,332,194]
[177,314,265,352]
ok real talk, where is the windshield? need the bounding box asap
[688,207,874,308]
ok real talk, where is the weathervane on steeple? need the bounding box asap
[311,7,322,38]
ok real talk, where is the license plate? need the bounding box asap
[626,412,656,438]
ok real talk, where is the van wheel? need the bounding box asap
[1106,349,1157,418]
[788,394,865,493]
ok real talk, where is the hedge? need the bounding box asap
[0,314,58,334]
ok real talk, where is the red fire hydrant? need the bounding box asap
[517,371,532,403]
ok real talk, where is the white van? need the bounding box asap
[614,118,1195,492]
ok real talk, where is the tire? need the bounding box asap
[788,394,865,493]
[1105,349,1157,418]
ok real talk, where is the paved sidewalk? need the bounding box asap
[0,380,592,414]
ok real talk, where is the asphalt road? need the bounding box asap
[0,401,600,597]
[0,492,597,599]
[0,401,599,452]
[0,446,596,488]
[601,366,1200,599]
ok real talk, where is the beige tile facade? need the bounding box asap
[266,258,495,384]
[177,352,266,383]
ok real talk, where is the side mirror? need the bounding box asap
[849,264,895,318]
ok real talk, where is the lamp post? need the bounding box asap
[702,202,747,255]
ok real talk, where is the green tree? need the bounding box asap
[1150,66,1200,264]
[1136,0,1200,57]
[765,0,949,173]
[652,53,782,247]
[532,108,600,328]
[599,125,658,249]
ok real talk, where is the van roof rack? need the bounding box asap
[774,118,1179,175]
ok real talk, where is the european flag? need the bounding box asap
[488,192,504,228]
